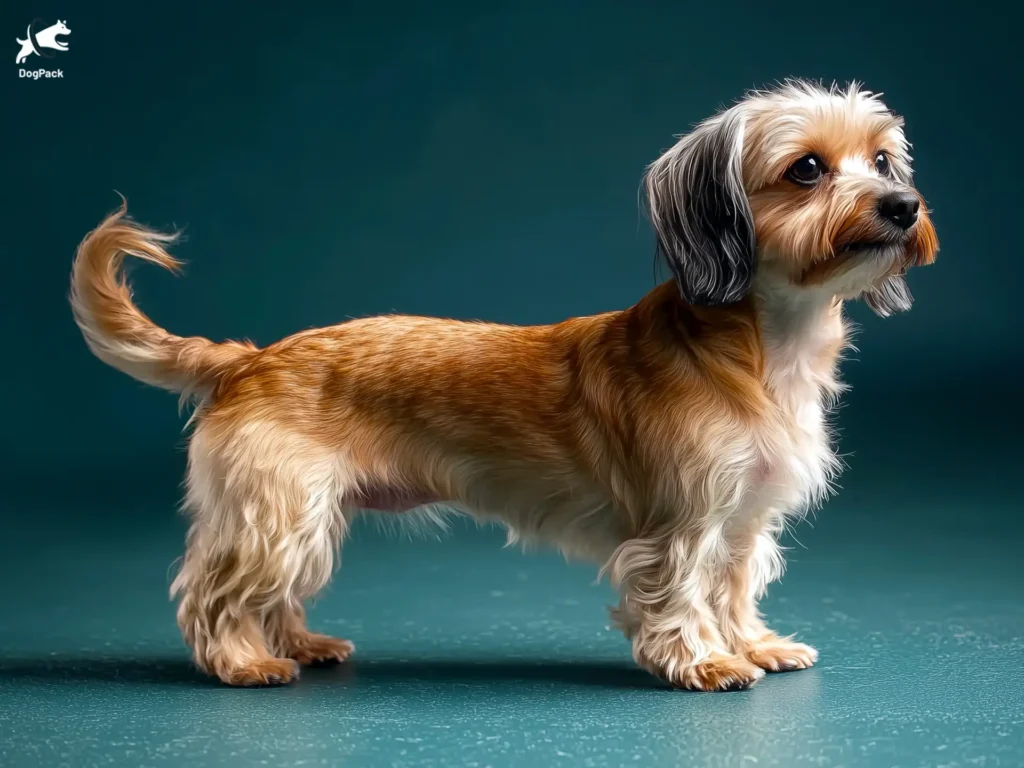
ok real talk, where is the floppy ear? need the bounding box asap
[864,274,913,317]
[644,108,756,305]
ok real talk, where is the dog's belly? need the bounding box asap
[344,485,441,513]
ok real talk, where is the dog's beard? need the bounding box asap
[856,245,915,317]
[863,273,913,316]
[820,241,915,316]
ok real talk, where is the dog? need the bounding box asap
[15,20,70,64]
[70,80,937,691]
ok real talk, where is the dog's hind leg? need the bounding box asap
[173,524,303,686]
[172,432,349,686]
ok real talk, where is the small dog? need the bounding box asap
[71,80,937,691]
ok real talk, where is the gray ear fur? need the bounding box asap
[644,109,756,305]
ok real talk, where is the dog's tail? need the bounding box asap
[70,200,258,401]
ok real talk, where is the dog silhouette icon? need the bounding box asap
[16,19,70,65]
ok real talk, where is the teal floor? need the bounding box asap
[1,400,1021,767]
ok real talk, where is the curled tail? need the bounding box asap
[70,201,257,400]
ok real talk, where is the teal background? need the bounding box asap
[1,2,1021,767]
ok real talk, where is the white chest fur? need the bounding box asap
[754,286,846,518]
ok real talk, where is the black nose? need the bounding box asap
[877,191,920,230]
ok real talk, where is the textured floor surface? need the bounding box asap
[1,405,1021,767]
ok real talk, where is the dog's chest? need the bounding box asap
[759,375,837,513]
[726,295,845,518]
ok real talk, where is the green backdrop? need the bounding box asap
[1,1,1019,477]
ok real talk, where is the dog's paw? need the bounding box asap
[679,654,766,691]
[639,651,765,691]
[743,635,818,672]
[285,632,355,667]
[219,657,300,687]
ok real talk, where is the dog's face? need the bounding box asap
[645,81,938,315]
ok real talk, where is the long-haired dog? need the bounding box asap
[71,80,937,691]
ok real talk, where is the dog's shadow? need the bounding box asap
[0,656,215,687]
[0,655,663,690]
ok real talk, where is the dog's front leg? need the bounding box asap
[608,529,765,691]
[713,522,818,673]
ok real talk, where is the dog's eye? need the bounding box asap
[875,151,892,176]
[787,154,826,185]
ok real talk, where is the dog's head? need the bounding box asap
[644,80,938,316]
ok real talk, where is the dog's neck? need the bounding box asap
[629,279,847,411]
[751,271,848,411]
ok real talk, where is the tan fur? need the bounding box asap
[70,82,936,690]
